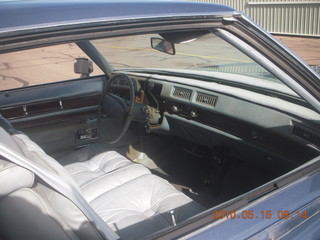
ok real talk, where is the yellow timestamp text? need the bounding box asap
[212,210,307,220]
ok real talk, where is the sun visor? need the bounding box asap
[160,30,209,44]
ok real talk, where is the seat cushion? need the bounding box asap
[58,143,114,166]
[0,128,109,240]
[79,164,151,202]
[65,150,133,187]
[8,129,204,240]
[89,173,204,240]
[64,148,205,240]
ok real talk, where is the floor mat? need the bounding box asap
[134,133,278,208]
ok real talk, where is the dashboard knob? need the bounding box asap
[190,110,198,119]
[172,105,179,113]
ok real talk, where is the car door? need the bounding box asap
[0,43,105,158]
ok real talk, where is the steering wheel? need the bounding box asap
[98,73,135,144]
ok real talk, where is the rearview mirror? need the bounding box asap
[151,37,175,55]
[74,58,93,77]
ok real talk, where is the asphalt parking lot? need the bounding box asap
[0,35,319,90]
[276,36,320,68]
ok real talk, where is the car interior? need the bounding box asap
[1,30,320,240]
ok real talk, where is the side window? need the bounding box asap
[0,43,103,91]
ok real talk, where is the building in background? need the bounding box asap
[186,0,320,37]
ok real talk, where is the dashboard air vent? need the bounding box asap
[292,124,320,148]
[195,93,217,107]
[172,87,192,100]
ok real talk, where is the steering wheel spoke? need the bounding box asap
[98,73,135,143]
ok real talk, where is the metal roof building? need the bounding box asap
[187,0,320,37]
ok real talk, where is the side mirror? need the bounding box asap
[151,37,175,55]
[74,58,93,77]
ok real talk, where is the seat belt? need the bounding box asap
[0,143,119,240]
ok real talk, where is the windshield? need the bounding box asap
[92,31,294,94]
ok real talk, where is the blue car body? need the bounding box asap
[0,1,319,240]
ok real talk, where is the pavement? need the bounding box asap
[275,36,320,66]
[0,35,319,91]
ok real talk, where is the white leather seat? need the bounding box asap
[0,119,204,240]
[0,127,103,240]
[64,150,135,187]
[64,150,203,240]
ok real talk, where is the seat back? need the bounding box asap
[0,125,104,240]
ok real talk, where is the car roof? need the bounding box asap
[0,0,235,34]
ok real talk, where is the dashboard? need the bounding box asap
[110,72,320,170]
[1,72,319,171]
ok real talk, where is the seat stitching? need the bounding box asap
[152,192,185,206]
[88,173,151,204]
[100,159,130,173]
[66,168,95,176]
[96,152,109,170]
[93,153,128,171]
[80,163,140,190]
[95,151,116,165]
[67,158,130,177]
[151,192,186,212]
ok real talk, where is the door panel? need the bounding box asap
[0,76,105,157]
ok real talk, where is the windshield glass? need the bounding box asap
[92,32,293,94]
